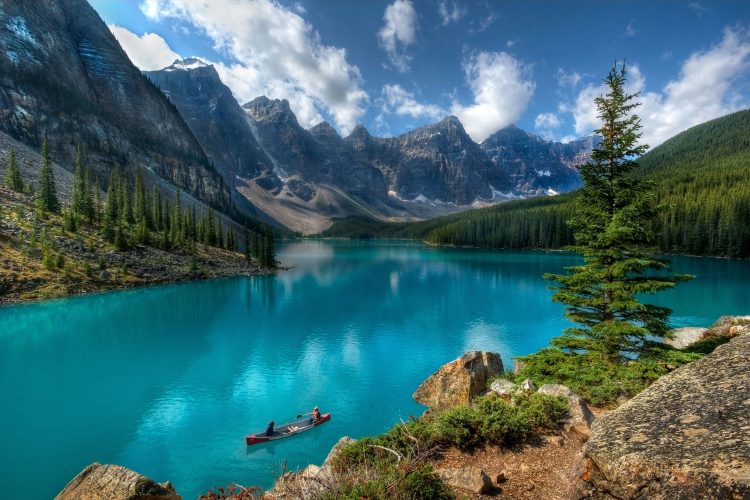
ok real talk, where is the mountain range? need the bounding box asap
[147,59,596,233]
[0,0,596,235]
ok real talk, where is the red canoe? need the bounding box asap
[245,413,331,445]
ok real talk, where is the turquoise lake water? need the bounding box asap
[1,240,748,499]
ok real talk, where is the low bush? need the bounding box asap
[516,347,702,407]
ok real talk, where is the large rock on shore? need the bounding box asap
[413,351,503,410]
[665,315,750,349]
[578,332,750,498]
[56,463,181,500]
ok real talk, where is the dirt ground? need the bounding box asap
[431,431,589,499]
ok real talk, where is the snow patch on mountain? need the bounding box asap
[165,58,209,72]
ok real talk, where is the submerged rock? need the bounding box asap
[578,332,750,498]
[413,351,503,410]
[55,463,181,500]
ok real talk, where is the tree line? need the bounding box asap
[2,139,277,268]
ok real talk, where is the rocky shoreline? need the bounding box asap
[0,186,277,306]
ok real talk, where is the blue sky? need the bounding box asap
[91,0,750,145]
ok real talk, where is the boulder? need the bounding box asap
[565,395,595,438]
[322,436,355,469]
[55,463,181,500]
[664,327,707,349]
[664,316,750,350]
[578,332,750,498]
[413,351,503,410]
[537,383,575,398]
[537,384,595,438]
[518,378,537,393]
[489,379,516,399]
[710,315,750,338]
[436,467,493,494]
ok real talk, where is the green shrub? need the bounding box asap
[473,396,530,445]
[432,406,482,449]
[400,464,454,499]
[516,393,569,432]
[516,347,701,407]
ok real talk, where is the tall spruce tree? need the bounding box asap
[71,146,93,223]
[545,63,691,361]
[4,149,23,191]
[36,138,59,214]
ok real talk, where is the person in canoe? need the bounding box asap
[265,421,275,437]
[311,406,322,423]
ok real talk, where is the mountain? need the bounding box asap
[481,125,597,195]
[144,59,281,214]
[345,116,509,205]
[324,109,750,258]
[145,59,595,233]
[0,0,231,212]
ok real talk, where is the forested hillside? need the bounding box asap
[323,109,750,258]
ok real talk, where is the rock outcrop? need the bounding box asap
[578,332,750,498]
[56,463,181,500]
[665,316,750,350]
[413,351,503,410]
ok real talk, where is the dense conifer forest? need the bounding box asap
[323,109,750,258]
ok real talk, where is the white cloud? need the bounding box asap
[139,0,368,134]
[293,2,306,14]
[506,39,517,48]
[472,11,499,33]
[109,25,180,71]
[689,2,707,17]
[450,51,535,142]
[556,68,581,88]
[380,84,445,120]
[624,21,635,37]
[378,0,418,73]
[438,1,466,26]
[534,112,562,140]
[535,112,561,129]
[563,27,750,147]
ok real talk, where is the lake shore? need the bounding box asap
[0,186,276,306]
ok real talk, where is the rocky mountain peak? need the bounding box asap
[243,96,296,124]
[309,121,340,139]
[164,57,210,72]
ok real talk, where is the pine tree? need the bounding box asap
[252,231,260,258]
[545,63,691,361]
[264,229,276,268]
[244,228,251,262]
[103,173,119,242]
[36,138,59,214]
[93,176,102,225]
[4,149,23,191]
[71,146,93,224]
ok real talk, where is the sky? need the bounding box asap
[90,0,750,146]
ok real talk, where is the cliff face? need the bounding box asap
[0,0,231,211]
[144,59,281,214]
[579,328,750,498]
